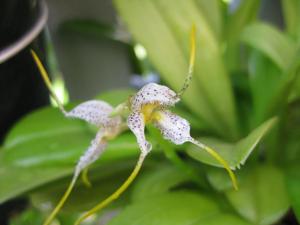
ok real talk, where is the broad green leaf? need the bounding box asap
[193,0,222,39]
[289,75,300,102]
[187,117,277,169]
[241,22,300,106]
[248,52,282,126]
[241,22,296,71]
[267,49,300,116]
[131,164,191,202]
[226,165,289,225]
[225,0,260,70]
[10,208,44,225]
[286,165,300,223]
[96,88,135,106]
[1,107,139,167]
[3,106,84,149]
[282,102,300,164]
[226,0,260,43]
[281,0,300,39]
[107,192,220,225]
[60,19,117,41]
[114,0,238,139]
[0,131,140,204]
[192,213,252,225]
[0,165,71,204]
[282,104,300,223]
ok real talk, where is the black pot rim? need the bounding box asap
[0,0,48,64]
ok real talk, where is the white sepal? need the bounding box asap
[65,100,117,127]
[154,110,191,145]
[74,130,107,177]
[131,83,179,111]
[127,111,152,154]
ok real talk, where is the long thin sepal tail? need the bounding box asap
[74,153,147,225]
[189,138,238,190]
[43,176,78,225]
[177,24,196,97]
[30,49,66,113]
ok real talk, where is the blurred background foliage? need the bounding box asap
[0,0,300,224]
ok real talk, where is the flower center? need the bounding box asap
[141,103,160,123]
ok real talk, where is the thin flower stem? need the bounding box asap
[189,138,238,190]
[74,153,147,225]
[43,175,78,225]
[177,24,196,97]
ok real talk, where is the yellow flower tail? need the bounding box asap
[178,24,196,97]
[43,177,77,225]
[74,153,147,225]
[189,138,238,190]
[30,50,66,113]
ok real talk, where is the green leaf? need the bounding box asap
[225,0,260,70]
[114,0,238,139]
[281,0,300,39]
[10,208,44,225]
[3,106,85,150]
[131,164,191,202]
[282,102,300,164]
[107,192,220,225]
[1,107,139,167]
[95,88,135,106]
[193,0,222,39]
[0,165,71,204]
[0,132,139,204]
[225,165,289,225]
[241,22,300,109]
[267,49,300,117]
[248,52,282,126]
[60,19,117,41]
[192,213,252,225]
[289,75,300,102]
[286,165,300,223]
[187,117,277,169]
[241,22,296,71]
[282,104,300,223]
[226,0,260,43]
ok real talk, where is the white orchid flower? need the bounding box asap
[31,26,237,225]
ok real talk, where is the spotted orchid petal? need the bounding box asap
[153,110,238,190]
[131,83,179,111]
[153,110,191,145]
[65,100,121,128]
[75,130,107,177]
[127,111,152,155]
